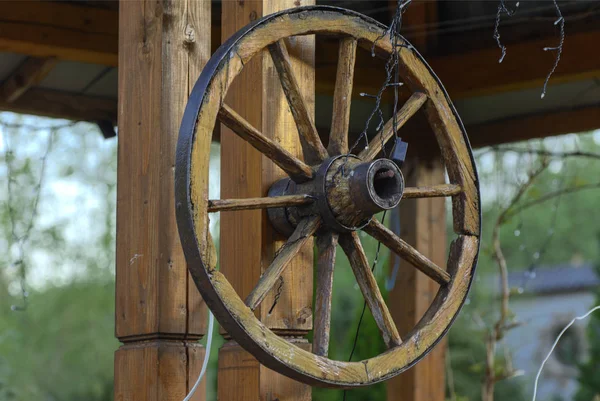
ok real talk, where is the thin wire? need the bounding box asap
[541,0,565,99]
[532,305,600,401]
[183,311,215,401]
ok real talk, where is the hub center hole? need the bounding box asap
[373,168,401,200]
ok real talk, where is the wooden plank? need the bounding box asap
[0,88,117,123]
[315,28,600,100]
[0,1,118,66]
[387,155,447,401]
[114,0,210,400]
[467,104,600,148]
[218,0,314,399]
[0,57,57,102]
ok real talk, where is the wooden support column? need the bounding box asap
[114,1,210,400]
[387,155,447,401]
[218,1,314,400]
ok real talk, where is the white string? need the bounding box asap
[532,304,600,401]
[183,311,215,401]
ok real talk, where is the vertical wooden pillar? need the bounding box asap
[114,0,210,400]
[218,1,314,400]
[387,155,446,401]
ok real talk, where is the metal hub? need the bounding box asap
[268,155,404,235]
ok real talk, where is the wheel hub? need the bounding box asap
[268,155,404,235]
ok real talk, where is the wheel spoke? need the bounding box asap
[268,40,329,164]
[313,232,338,357]
[208,194,314,213]
[328,37,357,155]
[245,215,321,310]
[339,232,402,348]
[218,104,313,182]
[358,92,427,161]
[364,219,451,285]
[403,184,462,199]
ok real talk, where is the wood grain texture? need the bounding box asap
[246,215,321,311]
[179,8,480,387]
[269,39,328,164]
[387,158,446,401]
[208,194,313,213]
[218,104,314,182]
[365,219,450,285]
[0,57,57,102]
[115,341,206,401]
[358,92,427,161]
[313,232,338,357]
[403,183,462,199]
[116,0,208,341]
[339,232,402,348]
[328,37,357,155]
[218,2,314,399]
[0,1,118,66]
[115,0,209,400]
[0,88,116,124]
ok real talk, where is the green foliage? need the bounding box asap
[0,280,118,400]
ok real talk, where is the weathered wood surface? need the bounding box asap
[0,1,118,66]
[313,232,338,357]
[387,158,446,401]
[208,194,313,213]
[0,57,57,102]
[217,1,315,400]
[115,0,209,399]
[269,39,328,164]
[365,219,450,285]
[403,183,462,198]
[246,215,321,311]
[178,7,480,387]
[358,92,427,161]
[218,104,314,182]
[0,89,116,124]
[328,37,357,155]
[339,232,402,348]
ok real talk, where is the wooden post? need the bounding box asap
[114,1,210,400]
[218,1,315,400]
[387,155,447,401]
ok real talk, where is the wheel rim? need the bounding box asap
[175,5,481,388]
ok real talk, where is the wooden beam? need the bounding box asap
[387,155,447,401]
[0,1,118,66]
[114,0,210,400]
[0,57,57,102]
[0,88,116,123]
[218,1,314,400]
[316,29,600,100]
[467,104,600,148]
[396,0,438,53]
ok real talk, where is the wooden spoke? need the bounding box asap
[245,215,321,311]
[218,104,313,182]
[364,219,451,285]
[268,40,329,164]
[338,232,402,348]
[313,232,339,357]
[358,92,427,161]
[208,194,314,213]
[328,37,357,155]
[403,183,462,199]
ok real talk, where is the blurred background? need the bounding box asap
[1,111,599,401]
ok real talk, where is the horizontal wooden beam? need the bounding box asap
[0,1,118,66]
[0,88,117,124]
[316,29,600,100]
[467,104,600,148]
[0,57,57,102]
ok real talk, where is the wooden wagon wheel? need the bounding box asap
[175,6,480,388]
